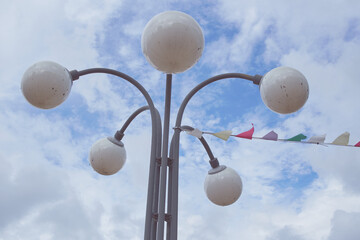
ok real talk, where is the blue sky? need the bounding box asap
[1,0,360,239]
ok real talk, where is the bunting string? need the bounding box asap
[185,125,360,148]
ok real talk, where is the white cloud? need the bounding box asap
[267,226,304,240]
[328,210,360,240]
[1,0,360,239]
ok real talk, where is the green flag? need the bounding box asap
[286,134,307,142]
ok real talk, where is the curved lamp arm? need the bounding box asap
[114,106,151,141]
[167,73,262,239]
[70,68,160,239]
[171,72,262,161]
[175,73,261,128]
[176,125,220,169]
[114,105,162,165]
[114,105,162,143]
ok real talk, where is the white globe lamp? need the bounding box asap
[260,66,309,114]
[141,11,204,73]
[89,137,127,176]
[204,166,243,206]
[21,61,72,109]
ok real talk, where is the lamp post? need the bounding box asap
[21,10,309,240]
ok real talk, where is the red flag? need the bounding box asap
[235,124,254,140]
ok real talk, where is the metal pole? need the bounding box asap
[166,136,175,240]
[151,111,163,240]
[156,74,173,239]
[151,160,161,239]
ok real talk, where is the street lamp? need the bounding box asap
[21,10,309,240]
[89,137,126,176]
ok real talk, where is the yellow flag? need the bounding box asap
[332,132,350,145]
[212,130,232,141]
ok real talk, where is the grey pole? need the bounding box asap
[166,131,176,240]
[151,105,162,240]
[156,74,173,239]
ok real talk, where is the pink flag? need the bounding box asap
[355,141,360,147]
[262,131,278,141]
[235,124,254,140]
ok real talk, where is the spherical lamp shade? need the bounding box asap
[260,66,309,114]
[21,61,72,109]
[204,166,243,206]
[141,11,204,73]
[89,137,126,176]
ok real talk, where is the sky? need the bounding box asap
[1,0,360,239]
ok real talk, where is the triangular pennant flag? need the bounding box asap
[286,134,307,142]
[308,134,326,144]
[235,124,254,140]
[332,132,350,145]
[212,130,232,141]
[262,131,278,141]
[185,128,203,138]
[355,141,360,147]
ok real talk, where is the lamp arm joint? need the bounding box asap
[167,158,173,167]
[69,69,80,81]
[253,74,263,85]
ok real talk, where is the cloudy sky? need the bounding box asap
[1,0,360,239]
